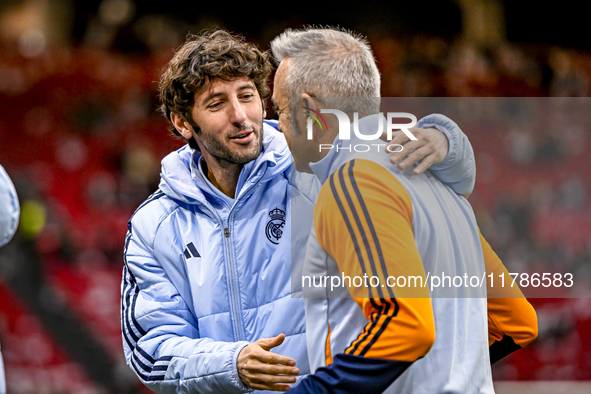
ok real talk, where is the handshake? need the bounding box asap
[237,334,298,392]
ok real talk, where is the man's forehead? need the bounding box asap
[194,76,256,101]
[273,60,290,102]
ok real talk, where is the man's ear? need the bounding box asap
[170,113,194,140]
[301,93,328,141]
[301,93,322,114]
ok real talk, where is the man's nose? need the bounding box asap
[228,100,247,125]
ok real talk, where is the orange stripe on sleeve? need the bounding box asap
[480,229,538,348]
[325,323,333,366]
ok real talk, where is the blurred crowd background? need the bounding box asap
[0,0,590,393]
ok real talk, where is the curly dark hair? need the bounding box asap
[158,30,273,151]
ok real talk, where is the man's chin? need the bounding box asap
[234,153,259,164]
[233,143,262,164]
[225,128,263,164]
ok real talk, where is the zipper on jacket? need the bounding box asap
[200,177,263,343]
[221,178,263,342]
[195,202,244,342]
[222,220,244,341]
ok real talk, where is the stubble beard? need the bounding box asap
[200,119,264,168]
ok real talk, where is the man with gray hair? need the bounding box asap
[270,27,537,393]
[270,28,472,181]
[271,28,381,116]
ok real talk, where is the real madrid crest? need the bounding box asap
[266,208,286,244]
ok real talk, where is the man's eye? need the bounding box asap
[241,93,254,100]
[208,102,221,109]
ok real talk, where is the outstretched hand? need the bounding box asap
[384,127,449,175]
[237,333,300,391]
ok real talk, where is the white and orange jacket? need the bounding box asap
[292,114,538,394]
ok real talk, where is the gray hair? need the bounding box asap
[270,27,381,119]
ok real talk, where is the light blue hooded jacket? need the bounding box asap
[121,116,475,394]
